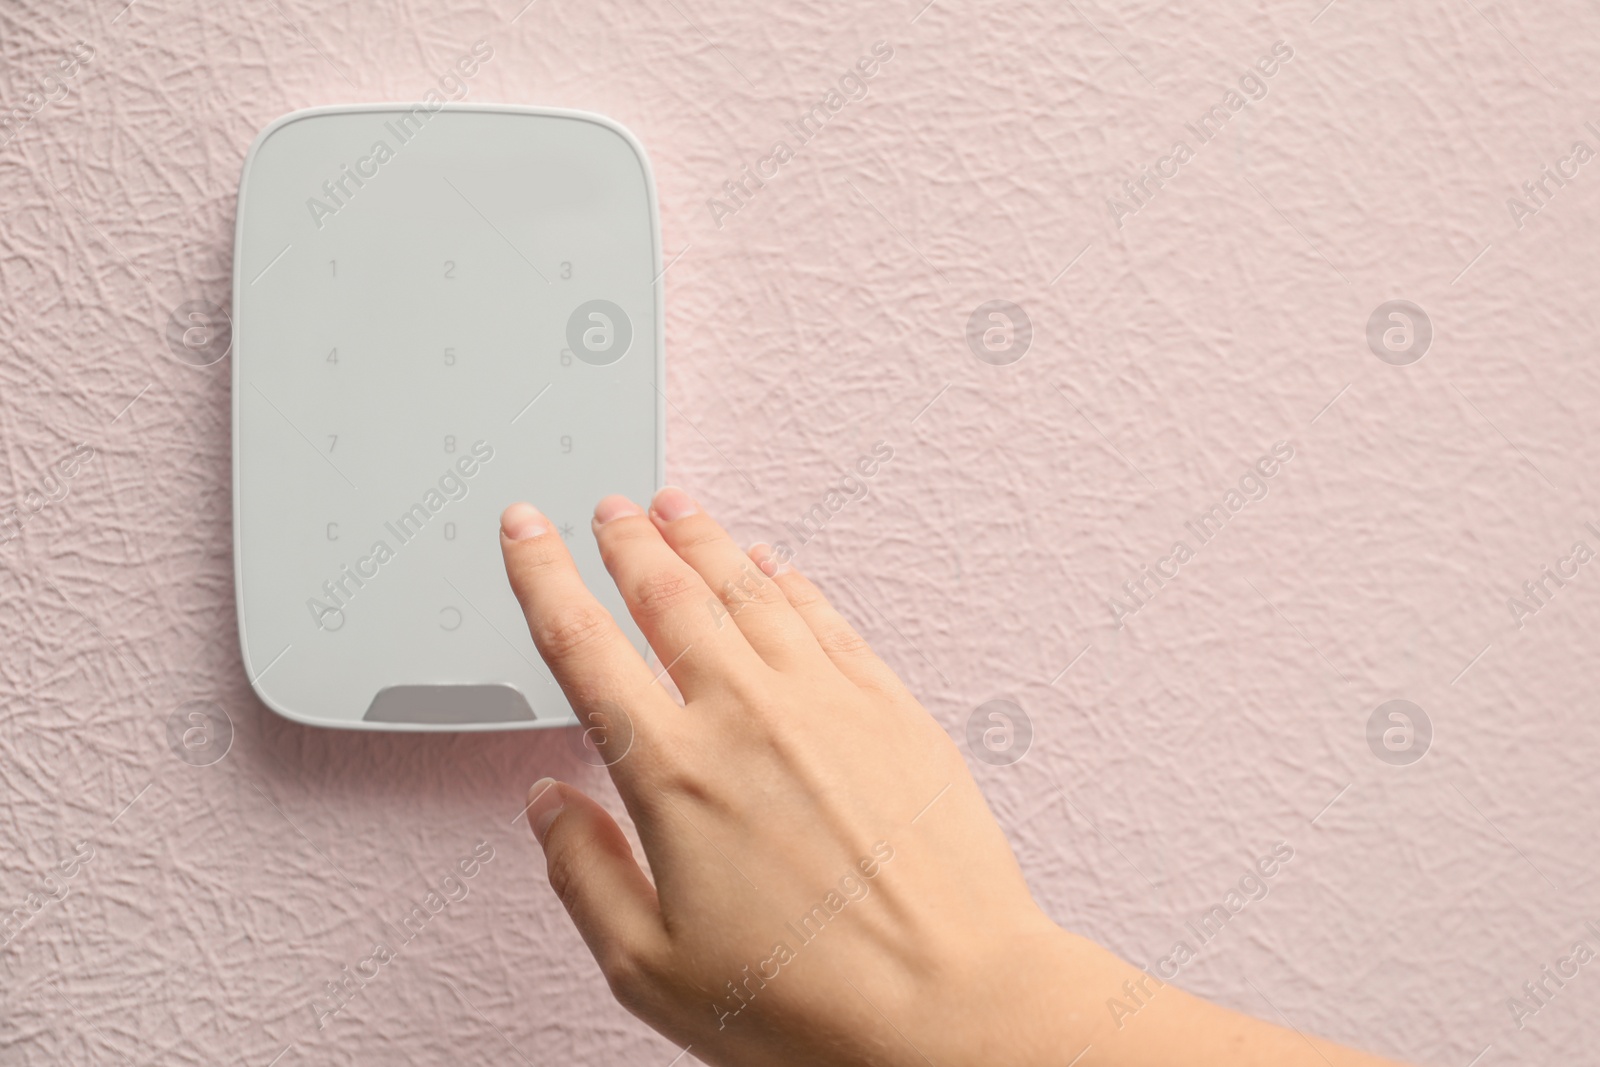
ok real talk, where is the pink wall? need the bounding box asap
[3,1,1598,1063]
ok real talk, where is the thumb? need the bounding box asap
[526,779,667,990]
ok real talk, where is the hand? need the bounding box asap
[498,488,1409,1067]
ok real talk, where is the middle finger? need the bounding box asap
[591,494,768,701]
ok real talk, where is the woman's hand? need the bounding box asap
[498,488,1407,1067]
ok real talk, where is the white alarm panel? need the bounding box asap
[232,104,663,730]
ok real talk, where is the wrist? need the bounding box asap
[906,915,1105,1067]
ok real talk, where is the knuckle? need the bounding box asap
[629,569,699,620]
[666,517,726,552]
[594,520,654,573]
[509,539,568,587]
[817,622,872,658]
[600,946,655,1013]
[597,515,657,553]
[723,572,785,611]
[543,840,588,911]
[533,604,613,660]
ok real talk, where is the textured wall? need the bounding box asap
[3,1,1598,1064]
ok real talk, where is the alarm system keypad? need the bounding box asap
[236,108,661,728]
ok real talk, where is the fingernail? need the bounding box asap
[651,486,699,523]
[594,495,643,525]
[502,503,550,541]
[748,542,779,578]
[527,778,564,846]
[750,542,792,576]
